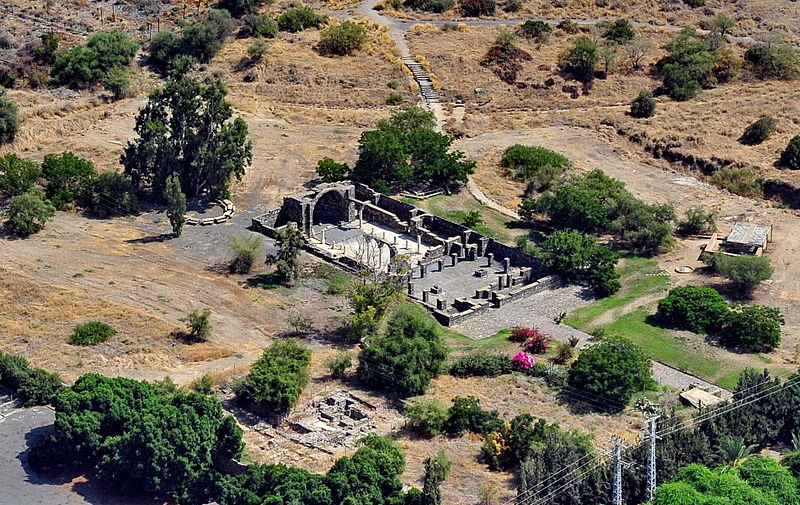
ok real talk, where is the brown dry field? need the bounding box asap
[381,0,800,42]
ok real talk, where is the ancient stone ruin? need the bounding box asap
[253,181,557,325]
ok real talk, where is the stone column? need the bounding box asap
[503,257,511,273]
[467,246,476,261]
[358,206,364,228]
[437,259,444,271]
[416,235,421,253]
[436,297,446,310]
[475,289,482,298]
[487,253,494,268]
[408,282,414,296]
[506,274,512,287]
[451,253,458,266]
[320,228,326,245]
[422,290,430,304]
[420,264,427,278]
[498,275,505,290]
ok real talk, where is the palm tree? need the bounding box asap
[715,436,758,470]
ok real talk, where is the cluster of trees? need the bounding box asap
[51,30,138,98]
[348,278,403,341]
[148,10,235,73]
[654,458,800,505]
[122,74,251,201]
[537,229,621,296]
[657,285,784,350]
[318,106,474,192]
[500,144,569,193]
[521,169,676,255]
[0,352,63,406]
[520,369,800,505]
[1,151,137,236]
[357,303,448,396]
[235,340,311,415]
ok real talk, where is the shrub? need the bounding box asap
[740,116,776,145]
[459,0,495,17]
[462,210,483,228]
[509,326,534,342]
[88,171,138,217]
[523,331,550,354]
[6,187,56,237]
[502,0,521,11]
[218,0,271,17]
[386,93,405,105]
[554,342,575,364]
[0,352,63,406]
[568,336,652,411]
[657,286,730,334]
[501,144,569,188]
[443,396,503,435]
[147,11,234,71]
[277,6,323,32]
[630,90,656,118]
[324,352,352,379]
[711,168,762,197]
[101,67,132,100]
[70,321,117,346]
[683,0,704,7]
[518,20,552,42]
[239,14,279,38]
[603,19,635,44]
[780,136,800,170]
[287,310,312,333]
[0,153,41,197]
[745,35,800,80]
[660,28,717,101]
[229,231,264,274]
[318,21,368,56]
[237,340,311,413]
[537,229,620,295]
[721,305,783,351]
[163,174,186,237]
[783,450,800,478]
[404,0,455,12]
[706,253,773,295]
[246,38,269,63]
[181,308,213,342]
[449,353,510,377]
[676,206,717,235]
[559,36,598,83]
[42,152,97,209]
[405,398,448,436]
[315,157,350,182]
[0,91,21,145]
[557,19,580,34]
[357,304,448,396]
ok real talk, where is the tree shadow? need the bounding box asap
[242,272,284,290]
[125,232,174,244]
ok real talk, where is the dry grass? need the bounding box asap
[180,344,236,362]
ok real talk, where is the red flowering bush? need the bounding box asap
[508,326,534,342]
[523,330,550,354]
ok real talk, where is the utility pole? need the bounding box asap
[646,416,661,503]
[611,437,632,505]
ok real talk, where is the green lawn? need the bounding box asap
[401,194,525,244]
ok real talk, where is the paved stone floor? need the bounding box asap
[410,256,522,303]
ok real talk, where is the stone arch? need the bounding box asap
[312,189,349,225]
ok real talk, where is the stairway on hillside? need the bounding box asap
[401,56,441,106]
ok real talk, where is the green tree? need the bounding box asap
[181,308,213,342]
[101,66,132,100]
[657,285,729,334]
[52,30,138,88]
[6,186,56,236]
[237,340,311,413]
[0,153,41,197]
[462,210,483,228]
[277,6,323,32]
[41,151,96,208]
[538,229,621,296]
[34,32,60,64]
[239,14,279,38]
[568,336,652,411]
[180,9,235,63]
[518,20,552,42]
[325,435,408,505]
[630,90,656,118]
[405,128,475,189]
[121,76,252,200]
[780,136,800,170]
[422,451,452,505]
[0,91,21,145]
[266,225,305,283]
[660,28,716,101]
[715,436,758,468]
[500,144,569,188]
[318,21,368,56]
[676,206,716,235]
[405,398,448,436]
[316,157,350,182]
[381,104,436,132]
[740,116,776,145]
[357,304,448,396]
[706,253,773,295]
[324,352,352,379]
[70,321,117,346]
[721,304,784,350]
[164,174,187,237]
[559,36,598,83]
[603,19,635,44]
[88,171,137,217]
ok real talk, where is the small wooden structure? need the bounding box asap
[701,222,772,258]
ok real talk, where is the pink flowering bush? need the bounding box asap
[510,352,535,372]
